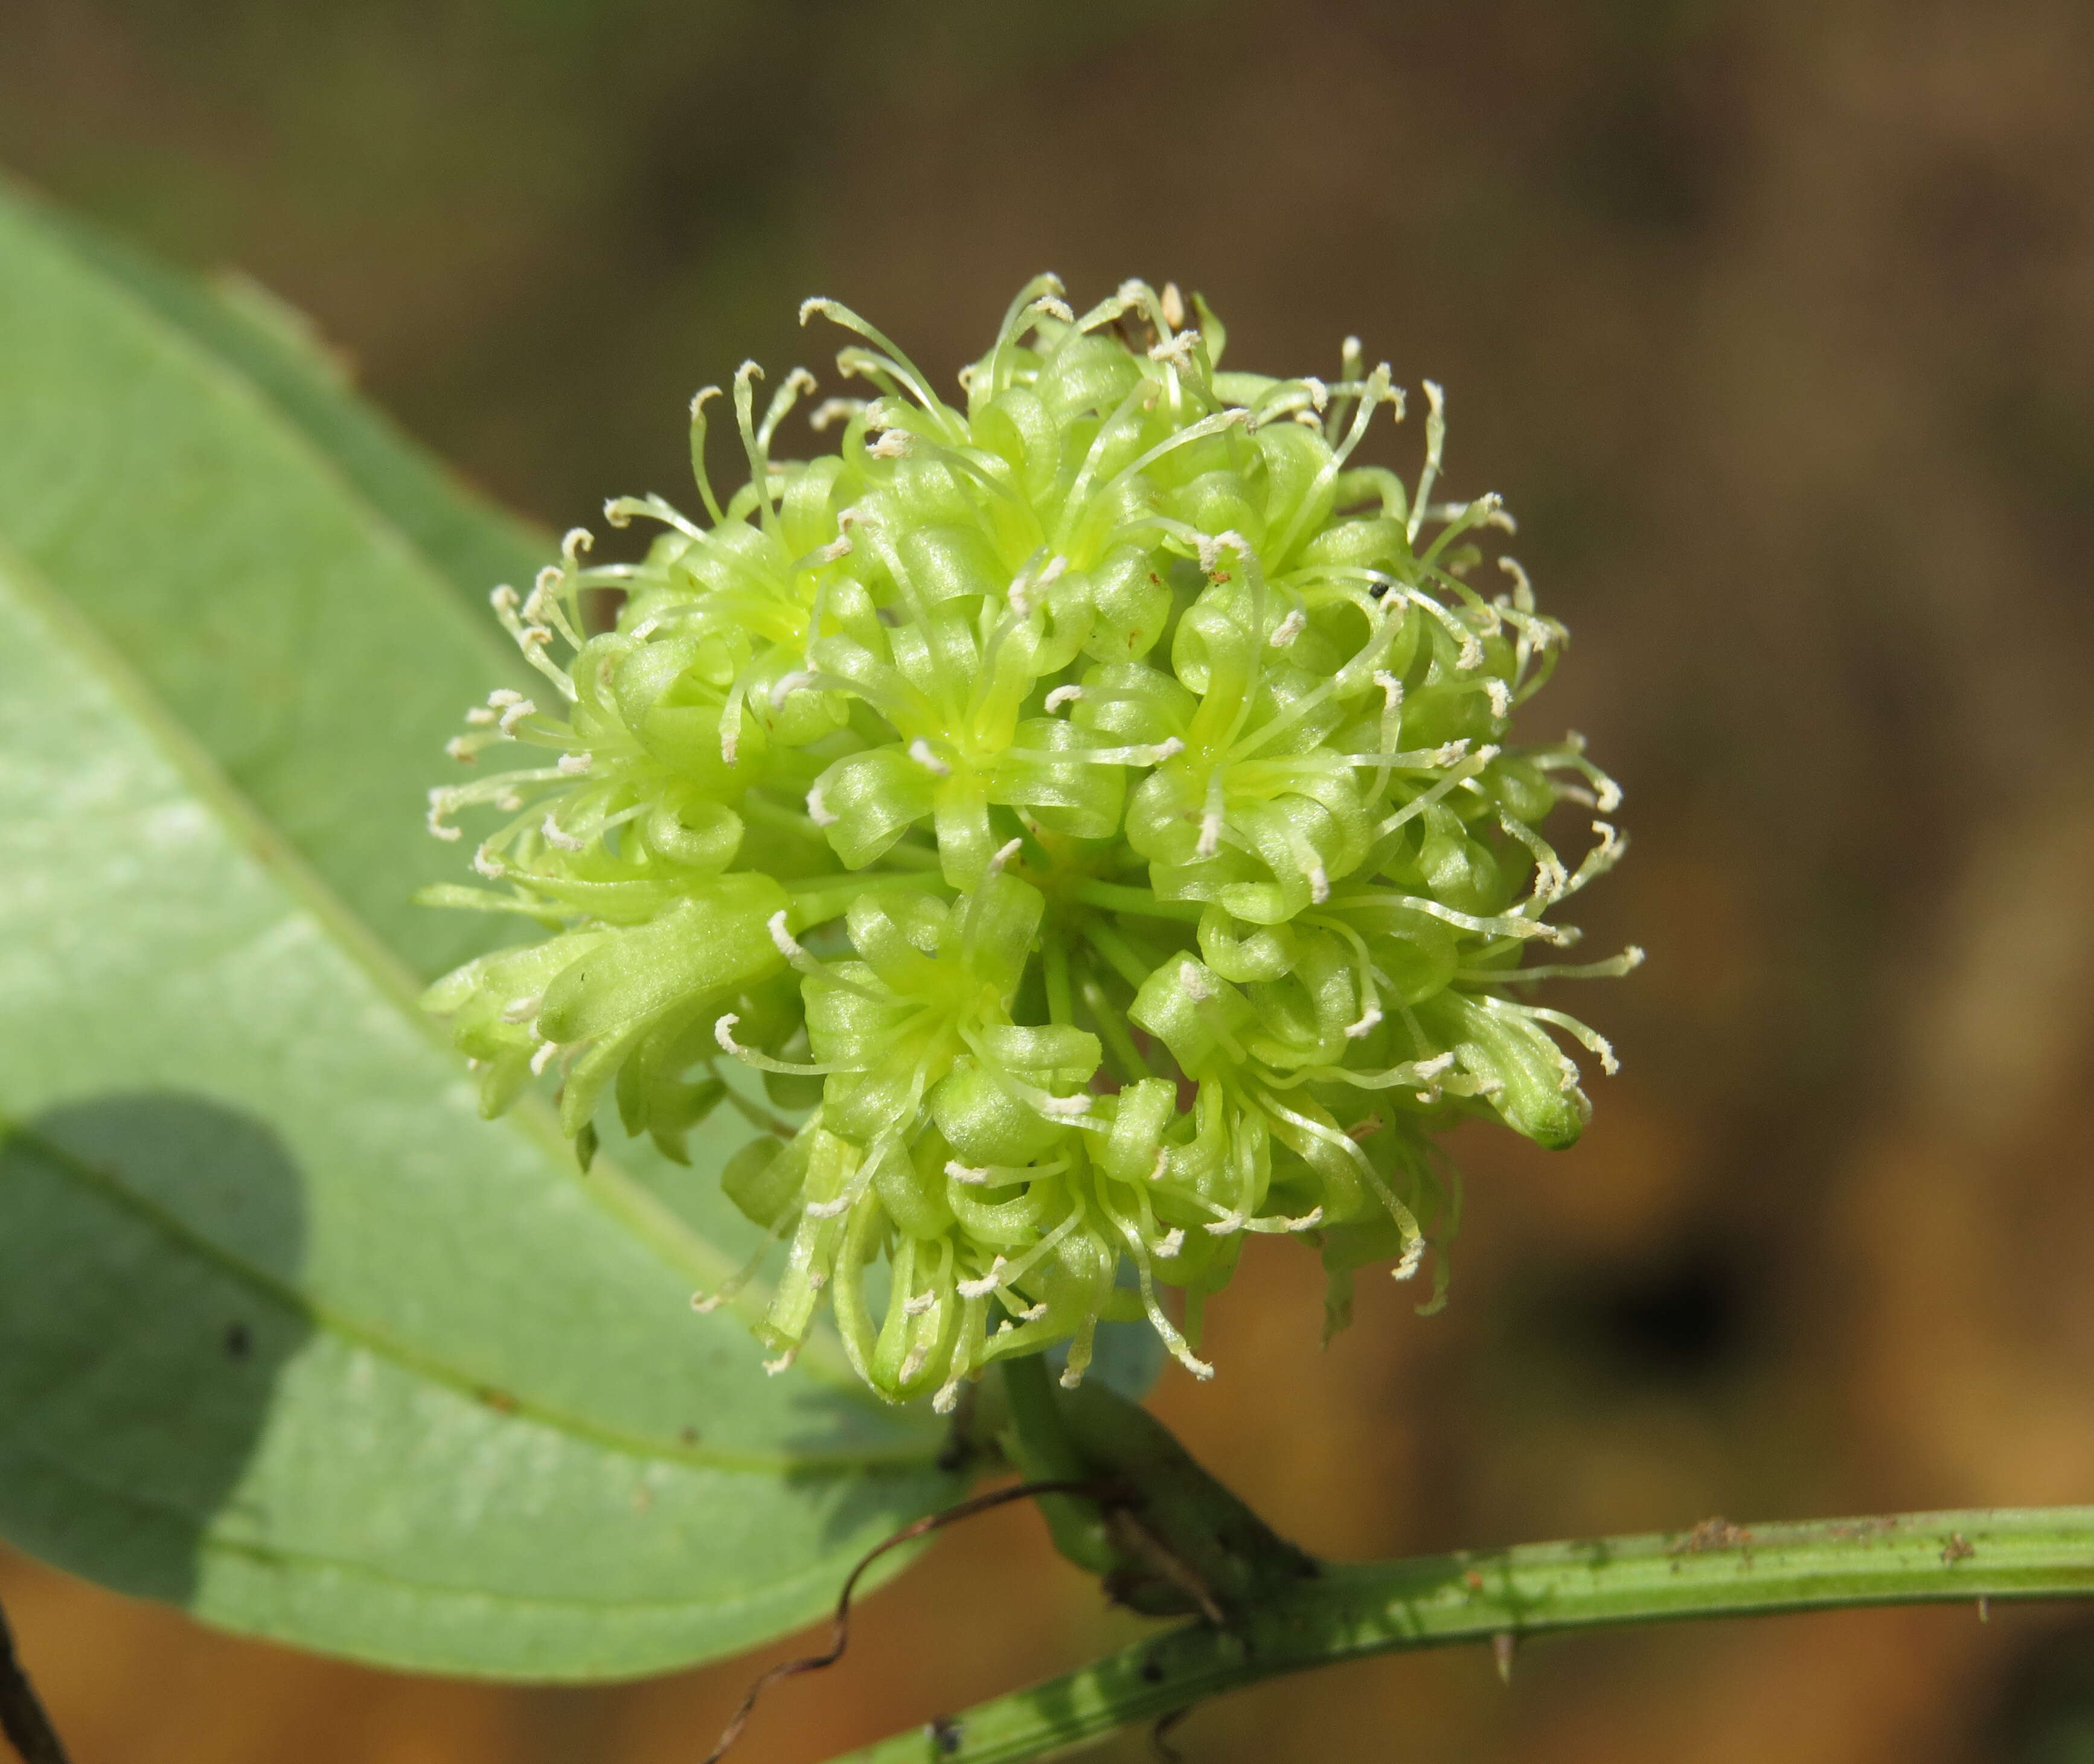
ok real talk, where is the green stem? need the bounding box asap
[1061,880,1204,922]
[825,1506,2094,1764]
[786,869,947,931]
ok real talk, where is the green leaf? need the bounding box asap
[0,189,956,1678]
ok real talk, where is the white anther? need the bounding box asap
[986,837,1023,878]
[1148,330,1199,369]
[540,813,585,851]
[720,718,739,767]
[907,738,950,776]
[1373,669,1403,711]
[868,429,912,459]
[530,1040,558,1076]
[1194,529,1250,577]
[766,910,805,960]
[500,994,543,1024]
[1393,1236,1426,1282]
[1017,1302,1048,1323]
[902,1291,937,1317]
[944,1161,993,1185]
[1153,1228,1185,1257]
[561,527,593,566]
[1148,1147,1170,1182]
[1345,1005,1384,1039]
[1031,295,1076,325]
[1204,1209,1250,1236]
[603,497,631,528]
[1178,960,1211,1001]
[958,1257,1011,1299]
[1044,685,1084,711]
[557,752,594,774]
[1058,1364,1085,1390]
[1160,282,1186,328]
[805,784,839,828]
[817,535,853,563]
[1305,859,1330,904]
[714,1014,744,1055]
[490,584,520,615]
[804,1194,854,1218]
[465,706,498,727]
[444,737,475,763]
[495,792,524,813]
[1142,737,1186,762]
[517,625,554,651]
[763,1346,801,1376]
[1284,1207,1325,1232]
[1484,677,1512,719]
[770,669,816,711]
[424,789,461,842]
[488,689,524,708]
[473,843,504,879]
[1037,555,1068,590]
[1196,809,1223,859]
[808,398,862,433]
[499,697,536,735]
[1037,1092,1092,1117]
[1269,608,1307,648]
[932,1378,964,1414]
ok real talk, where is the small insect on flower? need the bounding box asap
[420,276,1638,1408]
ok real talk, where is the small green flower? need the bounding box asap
[421,277,1639,1408]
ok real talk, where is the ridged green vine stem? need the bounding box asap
[827,1505,2094,1763]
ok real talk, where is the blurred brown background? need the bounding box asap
[5,0,2094,1757]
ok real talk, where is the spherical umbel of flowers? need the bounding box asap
[421,276,1639,1411]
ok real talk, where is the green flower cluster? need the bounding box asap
[423,277,1638,1410]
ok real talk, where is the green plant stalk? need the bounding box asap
[827,1505,2094,1764]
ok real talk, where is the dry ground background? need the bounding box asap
[4,1,2094,1758]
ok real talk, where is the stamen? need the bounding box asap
[808,398,865,433]
[425,789,461,842]
[530,1040,558,1076]
[907,738,951,776]
[558,752,593,774]
[1043,685,1084,711]
[957,1257,1011,1299]
[985,837,1023,877]
[806,784,839,827]
[1269,607,1307,648]
[540,814,586,852]
[767,910,806,960]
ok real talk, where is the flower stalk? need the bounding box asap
[825,1504,2094,1764]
